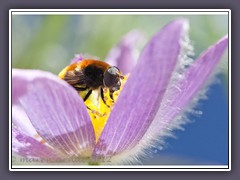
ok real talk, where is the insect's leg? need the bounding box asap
[84,89,92,102]
[79,88,104,116]
[86,106,92,111]
[109,90,114,101]
[101,88,110,108]
[84,93,94,112]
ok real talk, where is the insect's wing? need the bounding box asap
[63,70,87,89]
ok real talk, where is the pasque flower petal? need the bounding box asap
[12,126,61,160]
[12,70,56,104]
[71,54,84,63]
[12,105,38,137]
[13,69,95,157]
[145,36,228,139]
[93,19,188,159]
[105,30,143,74]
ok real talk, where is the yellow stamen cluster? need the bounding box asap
[79,76,128,142]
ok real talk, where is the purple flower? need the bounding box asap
[12,19,228,165]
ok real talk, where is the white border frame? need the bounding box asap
[9,9,231,171]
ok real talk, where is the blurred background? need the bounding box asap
[12,14,229,165]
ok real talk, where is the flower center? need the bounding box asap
[79,76,127,142]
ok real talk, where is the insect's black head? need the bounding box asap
[103,66,123,91]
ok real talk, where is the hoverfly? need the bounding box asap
[59,59,124,107]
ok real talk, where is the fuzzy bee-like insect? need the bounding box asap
[59,59,124,107]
